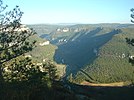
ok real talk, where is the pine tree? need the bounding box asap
[0,0,58,83]
[0,0,35,84]
[131,8,134,23]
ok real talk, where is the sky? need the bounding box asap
[4,0,134,24]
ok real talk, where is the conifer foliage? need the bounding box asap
[0,0,36,83]
[0,1,61,100]
[131,8,134,23]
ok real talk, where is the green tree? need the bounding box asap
[0,0,34,83]
[0,1,78,100]
[0,0,58,85]
[131,8,134,23]
[0,3,36,83]
[126,8,134,65]
[0,0,58,99]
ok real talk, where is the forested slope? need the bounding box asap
[26,34,57,62]
[75,28,134,83]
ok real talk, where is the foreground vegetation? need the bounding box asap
[0,1,77,100]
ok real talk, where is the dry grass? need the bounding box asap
[81,81,131,87]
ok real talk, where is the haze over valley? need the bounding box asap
[29,24,134,83]
[1,0,134,100]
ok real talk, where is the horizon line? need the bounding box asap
[25,22,133,25]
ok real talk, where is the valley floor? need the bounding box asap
[81,81,132,87]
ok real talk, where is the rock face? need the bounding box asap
[1,24,30,32]
[129,55,134,60]
[39,41,50,46]
[63,28,69,32]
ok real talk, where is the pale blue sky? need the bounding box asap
[4,0,134,24]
